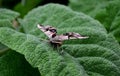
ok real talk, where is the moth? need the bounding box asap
[37,24,88,47]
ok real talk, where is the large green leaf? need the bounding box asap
[0,4,120,76]
[0,50,40,76]
[69,0,120,43]
[95,0,120,43]
[69,0,112,17]
[0,7,40,76]
[0,27,88,76]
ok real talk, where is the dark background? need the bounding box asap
[0,0,69,17]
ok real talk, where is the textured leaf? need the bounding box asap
[0,50,40,76]
[0,8,19,21]
[0,4,120,76]
[95,0,120,43]
[21,4,107,44]
[69,0,120,43]
[0,8,20,56]
[69,0,111,17]
[0,8,20,28]
[0,27,88,76]
[0,9,20,56]
[0,19,13,27]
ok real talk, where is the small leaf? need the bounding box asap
[0,8,19,21]
[0,8,20,28]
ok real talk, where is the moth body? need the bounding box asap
[37,24,89,47]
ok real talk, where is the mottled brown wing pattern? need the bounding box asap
[37,24,88,45]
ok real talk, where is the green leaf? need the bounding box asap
[0,27,88,76]
[0,8,19,21]
[0,50,40,76]
[0,9,20,56]
[0,19,13,27]
[14,0,43,17]
[21,4,107,44]
[69,0,120,43]
[95,0,120,43]
[69,0,111,17]
[0,8,20,28]
[0,4,120,76]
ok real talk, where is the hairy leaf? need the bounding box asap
[0,8,20,28]
[0,8,19,21]
[0,27,88,76]
[96,0,120,43]
[69,0,111,17]
[0,8,20,56]
[69,0,120,43]
[0,4,120,76]
[21,4,107,44]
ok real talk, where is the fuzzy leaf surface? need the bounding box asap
[69,0,120,43]
[0,9,20,55]
[0,4,120,76]
[69,0,112,17]
[0,8,19,21]
[95,0,120,43]
[0,8,20,28]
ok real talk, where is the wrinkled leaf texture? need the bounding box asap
[96,0,120,43]
[0,8,20,28]
[0,8,19,54]
[0,8,41,76]
[69,0,111,18]
[69,0,120,43]
[0,4,120,76]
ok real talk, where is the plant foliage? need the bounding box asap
[69,0,120,43]
[0,50,40,76]
[0,3,120,76]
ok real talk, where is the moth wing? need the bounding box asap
[59,32,89,40]
[69,36,89,39]
[37,24,53,38]
[37,24,46,32]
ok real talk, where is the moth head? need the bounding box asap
[37,24,57,33]
[45,26,57,34]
